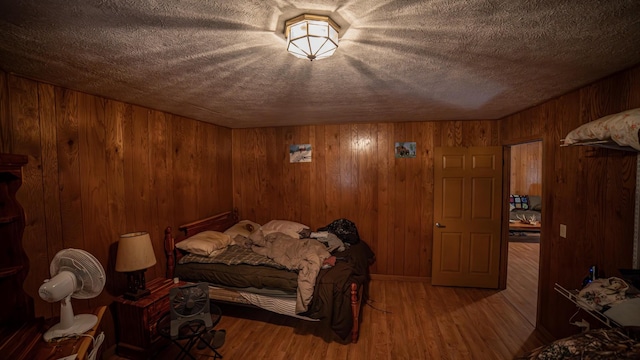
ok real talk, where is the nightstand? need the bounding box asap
[3,305,107,360]
[114,278,186,360]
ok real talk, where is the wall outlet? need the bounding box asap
[560,224,567,238]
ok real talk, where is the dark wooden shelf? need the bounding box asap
[0,265,24,278]
[0,153,33,340]
[0,307,106,360]
[0,215,21,224]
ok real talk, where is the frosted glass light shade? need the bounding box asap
[285,14,340,61]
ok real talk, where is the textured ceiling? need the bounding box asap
[1,1,639,128]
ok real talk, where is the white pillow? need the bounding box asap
[223,220,261,243]
[260,220,309,239]
[175,231,231,257]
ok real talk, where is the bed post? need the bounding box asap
[164,226,175,279]
[350,282,359,343]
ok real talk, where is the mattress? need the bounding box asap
[174,262,298,292]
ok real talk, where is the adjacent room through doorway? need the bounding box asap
[503,141,542,326]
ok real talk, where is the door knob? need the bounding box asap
[435,222,445,228]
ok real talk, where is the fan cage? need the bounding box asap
[169,283,213,338]
[171,284,209,318]
[50,248,106,299]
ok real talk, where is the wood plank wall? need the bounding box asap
[510,142,542,196]
[3,60,639,345]
[0,72,233,324]
[231,121,500,277]
[501,65,640,338]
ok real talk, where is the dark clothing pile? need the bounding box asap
[318,218,361,245]
[304,218,375,340]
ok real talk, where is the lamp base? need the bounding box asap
[123,288,151,301]
[123,269,151,301]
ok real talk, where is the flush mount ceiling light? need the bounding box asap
[285,14,340,61]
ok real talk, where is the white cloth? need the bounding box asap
[564,108,640,150]
[578,277,629,311]
[310,231,345,253]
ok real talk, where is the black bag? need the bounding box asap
[318,218,360,244]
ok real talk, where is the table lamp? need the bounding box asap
[116,231,157,301]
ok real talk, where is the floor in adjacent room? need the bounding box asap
[503,240,540,326]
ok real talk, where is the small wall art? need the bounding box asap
[395,142,416,158]
[289,144,312,163]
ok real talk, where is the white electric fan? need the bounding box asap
[38,248,106,341]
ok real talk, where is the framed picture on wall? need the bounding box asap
[395,142,416,158]
[289,144,312,163]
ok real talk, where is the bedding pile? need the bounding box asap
[577,277,630,311]
[173,217,375,341]
[249,230,330,313]
[515,328,640,359]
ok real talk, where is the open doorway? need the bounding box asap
[503,141,542,326]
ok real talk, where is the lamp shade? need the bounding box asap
[115,231,157,272]
[285,14,340,61]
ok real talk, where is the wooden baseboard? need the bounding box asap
[102,344,117,359]
[536,324,556,343]
[370,274,430,282]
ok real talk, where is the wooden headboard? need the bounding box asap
[163,209,239,278]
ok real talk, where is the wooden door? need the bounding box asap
[432,147,503,288]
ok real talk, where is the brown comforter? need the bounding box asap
[250,231,330,313]
[304,239,374,340]
[174,238,375,341]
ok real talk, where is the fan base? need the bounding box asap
[43,314,97,342]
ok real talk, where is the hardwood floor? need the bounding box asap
[109,277,548,359]
[503,241,540,326]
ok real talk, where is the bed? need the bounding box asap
[509,194,542,225]
[163,210,374,343]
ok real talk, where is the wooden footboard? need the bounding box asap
[350,282,363,343]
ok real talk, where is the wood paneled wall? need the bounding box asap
[231,121,500,277]
[510,142,542,196]
[3,59,639,345]
[0,72,233,322]
[501,65,640,338]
